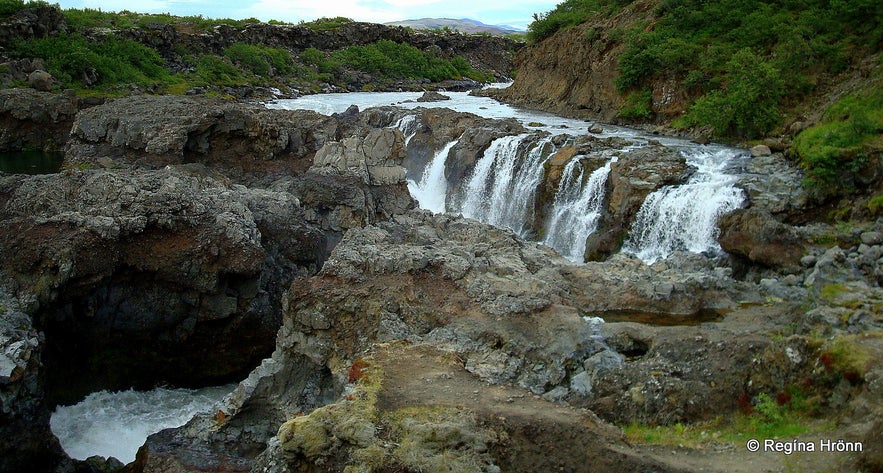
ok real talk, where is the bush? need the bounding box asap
[194,55,247,86]
[0,0,48,18]
[613,0,882,137]
[681,48,783,137]
[617,87,653,119]
[300,16,353,31]
[527,0,630,43]
[223,43,293,77]
[325,40,490,83]
[11,33,169,89]
[793,84,883,194]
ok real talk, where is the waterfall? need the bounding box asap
[543,157,616,262]
[458,134,554,235]
[393,114,419,146]
[622,148,745,263]
[407,140,458,213]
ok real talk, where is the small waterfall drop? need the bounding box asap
[623,148,745,263]
[393,114,419,146]
[544,157,617,261]
[458,134,554,235]
[407,140,458,213]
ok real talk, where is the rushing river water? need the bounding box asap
[269,86,747,263]
[51,385,233,463]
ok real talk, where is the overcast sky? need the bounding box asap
[51,0,560,30]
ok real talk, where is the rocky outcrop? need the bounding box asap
[717,207,806,271]
[584,144,693,260]
[137,209,761,471]
[0,6,66,44]
[0,168,325,404]
[0,88,80,151]
[490,0,660,122]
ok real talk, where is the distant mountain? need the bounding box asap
[385,18,524,35]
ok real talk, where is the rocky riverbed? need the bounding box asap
[1,91,881,473]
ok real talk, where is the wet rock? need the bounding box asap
[416,90,451,102]
[584,145,691,261]
[749,144,771,157]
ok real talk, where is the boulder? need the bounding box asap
[416,90,451,102]
[750,144,772,157]
[717,207,805,271]
[27,70,53,92]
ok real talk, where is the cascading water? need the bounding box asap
[622,148,745,263]
[407,140,458,213]
[50,385,233,463]
[393,114,419,146]
[543,156,617,262]
[273,92,747,264]
[458,134,554,235]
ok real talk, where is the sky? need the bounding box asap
[50,0,561,30]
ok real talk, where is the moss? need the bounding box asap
[277,356,496,472]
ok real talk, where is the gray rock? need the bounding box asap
[861,231,883,246]
[750,144,772,157]
[27,70,53,92]
[416,91,451,102]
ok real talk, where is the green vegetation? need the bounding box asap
[527,0,630,43]
[300,40,493,83]
[617,87,653,120]
[223,43,294,77]
[615,0,881,138]
[2,4,498,95]
[868,195,883,216]
[624,388,829,447]
[11,33,170,89]
[299,16,353,31]
[61,8,262,31]
[0,0,48,18]
[792,83,883,195]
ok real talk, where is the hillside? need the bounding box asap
[494,0,882,206]
[0,4,520,100]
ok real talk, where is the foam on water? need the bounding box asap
[544,156,617,261]
[407,140,458,213]
[51,385,232,463]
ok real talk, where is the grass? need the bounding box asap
[792,81,883,196]
[527,0,630,43]
[624,391,832,448]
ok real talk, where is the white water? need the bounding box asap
[407,140,458,213]
[393,114,419,146]
[270,90,747,263]
[544,157,617,261]
[51,385,233,463]
[622,148,746,263]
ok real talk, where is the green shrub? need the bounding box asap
[868,195,883,216]
[793,85,883,194]
[680,48,783,137]
[0,0,48,18]
[617,87,653,119]
[223,43,293,77]
[194,55,247,86]
[527,0,630,43]
[300,16,353,31]
[12,33,169,89]
[325,40,490,83]
[612,0,882,137]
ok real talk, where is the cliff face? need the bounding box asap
[495,0,661,122]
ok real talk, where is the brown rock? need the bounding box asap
[717,207,804,270]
